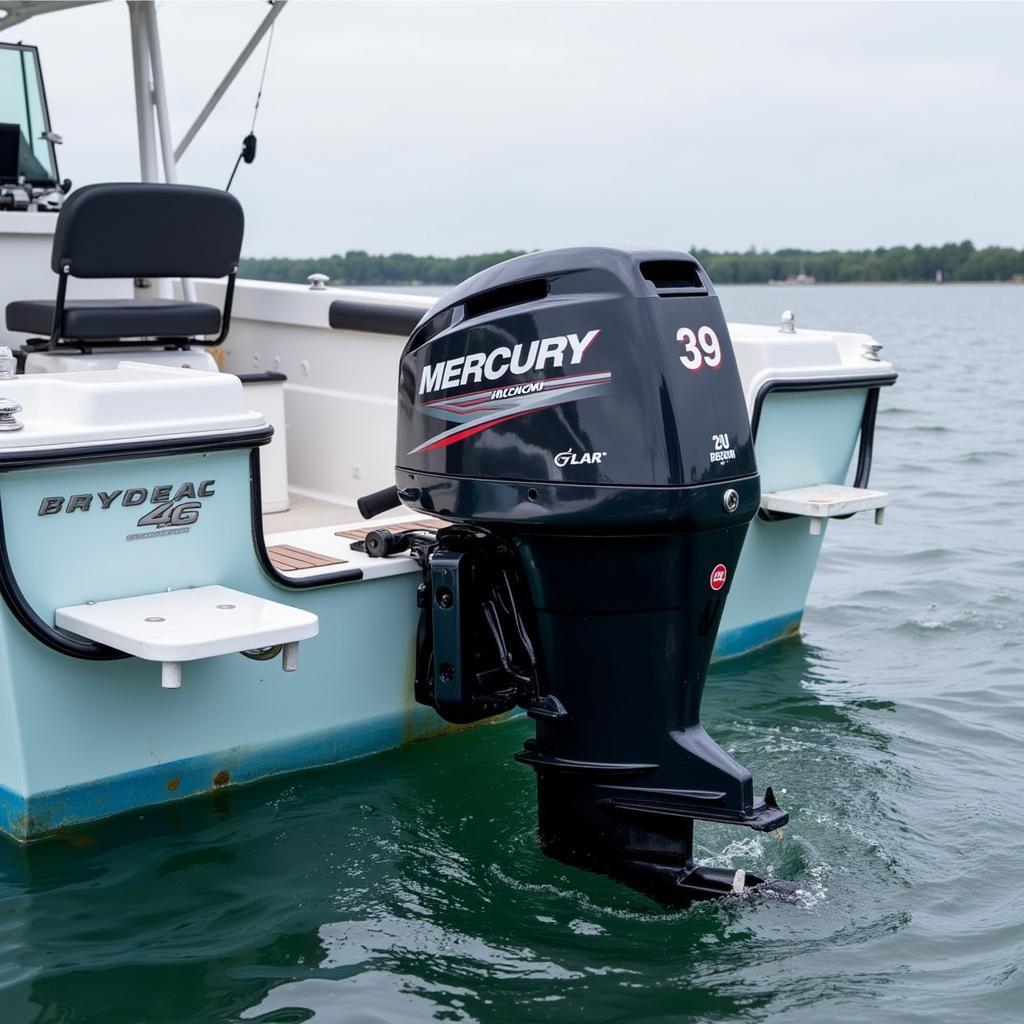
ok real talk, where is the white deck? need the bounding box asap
[262,492,359,533]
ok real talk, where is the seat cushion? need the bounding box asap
[5,298,221,340]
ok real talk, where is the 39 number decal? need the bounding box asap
[677,325,722,372]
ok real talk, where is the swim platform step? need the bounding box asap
[760,484,889,535]
[56,585,318,689]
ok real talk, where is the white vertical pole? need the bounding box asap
[128,1,163,300]
[141,1,176,185]
[141,1,196,303]
[127,1,159,183]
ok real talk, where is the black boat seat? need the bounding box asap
[6,298,222,340]
[4,182,243,351]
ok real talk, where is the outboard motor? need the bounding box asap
[389,247,789,905]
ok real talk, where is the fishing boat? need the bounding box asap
[0,2,895,869]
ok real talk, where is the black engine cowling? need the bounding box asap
[391,247,789,906]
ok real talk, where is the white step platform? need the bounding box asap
[56,585,319,689]
[760,484,889,535]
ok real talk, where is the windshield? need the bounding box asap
[0,43,58,185]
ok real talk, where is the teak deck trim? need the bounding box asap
[266,544,348,573]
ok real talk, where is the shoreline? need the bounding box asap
[346,279,1023,289]
[242,277,1023,289]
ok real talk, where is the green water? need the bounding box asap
[1,284,1022,1023]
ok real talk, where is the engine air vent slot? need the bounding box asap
[463,278,549,320]
[407,306,454,352]
[639,260,707,296]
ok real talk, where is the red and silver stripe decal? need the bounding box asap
[409,371,612,454]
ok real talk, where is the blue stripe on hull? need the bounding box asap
[0,612,803,843]
[0,704,460,842]
[712,610,803,660]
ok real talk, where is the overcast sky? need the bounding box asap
[4,1,1021,258]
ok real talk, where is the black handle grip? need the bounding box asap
[357,485,402,520]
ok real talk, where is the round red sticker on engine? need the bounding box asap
[710,564,727,591]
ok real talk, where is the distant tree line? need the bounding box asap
[238,250,526,287]
[239,241,1024,286]
[691,241,1024,284]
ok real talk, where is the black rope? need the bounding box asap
[226,18,276,191]
[249,20,275,134]
[225,145,248,193]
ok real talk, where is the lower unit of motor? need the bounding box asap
[386,245,796,906]
[406,513,790,907]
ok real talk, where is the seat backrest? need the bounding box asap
[51,182,244,279]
